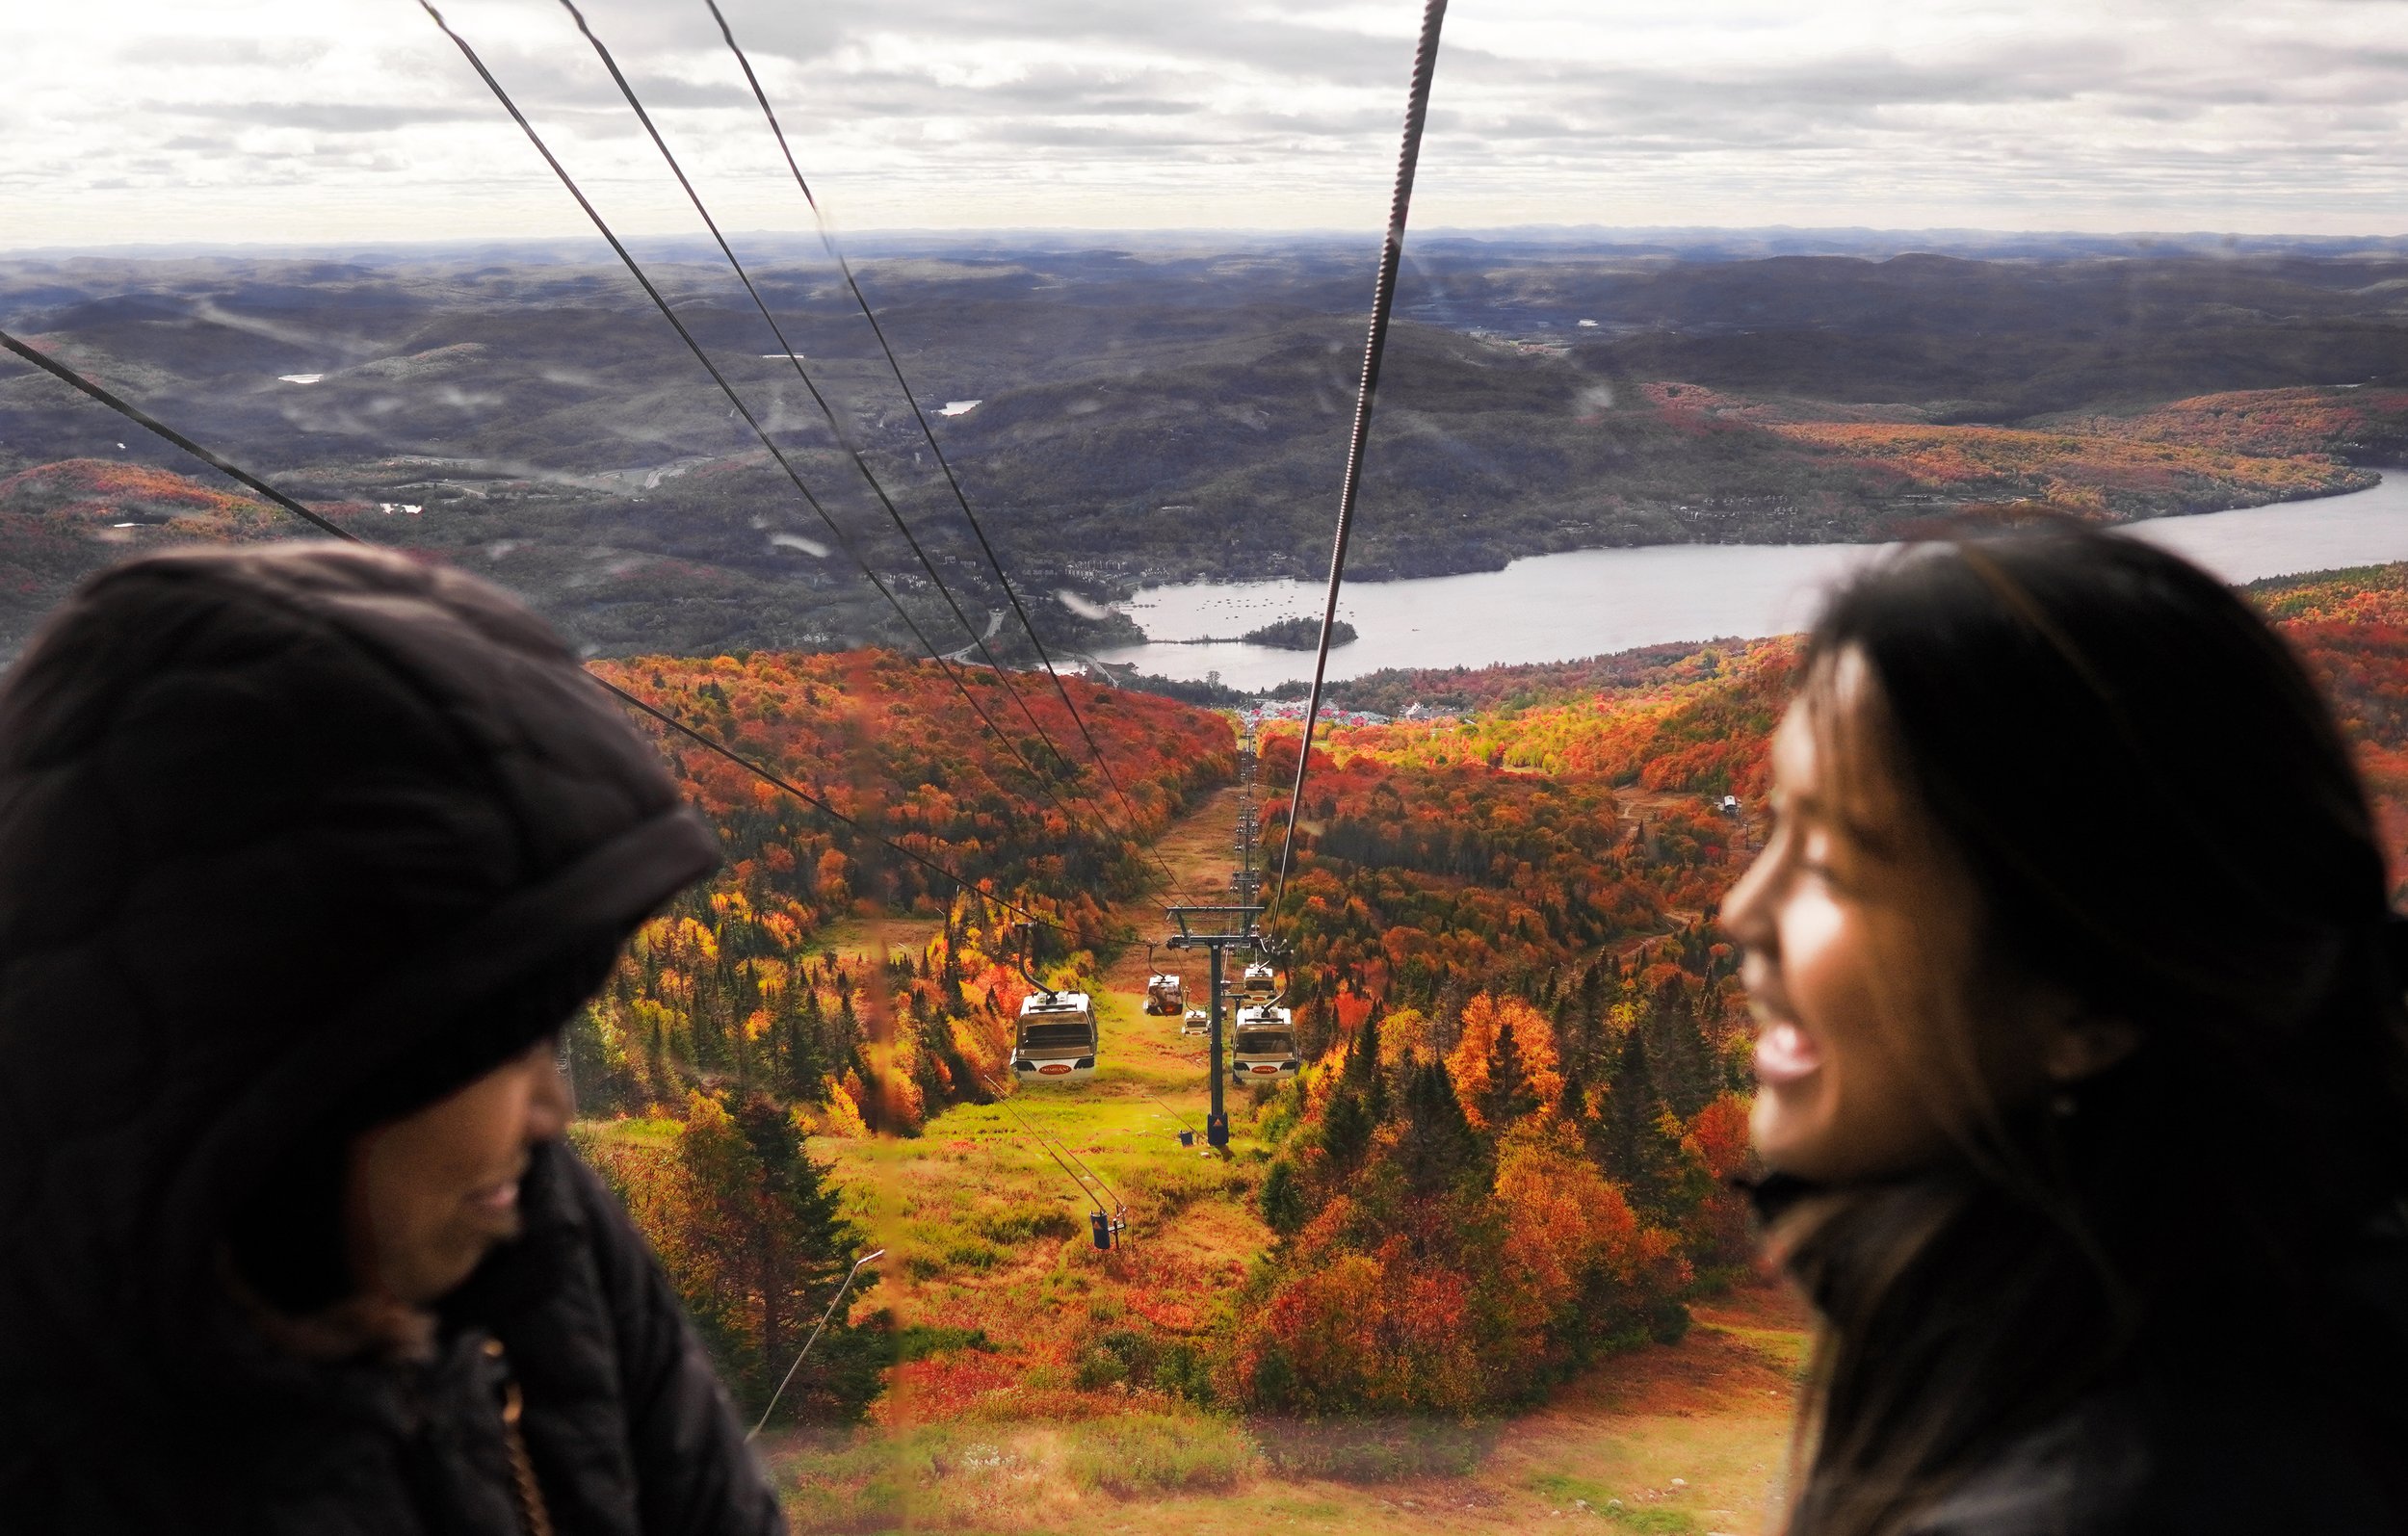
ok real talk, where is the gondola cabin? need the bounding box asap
[1240,959,1277,996]
[1012,992,1097,1081]
[1181,1005,1212,1036]
[1145,972,1185,1015]
[1230,1003,1299,1083]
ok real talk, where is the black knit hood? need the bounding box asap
[0,543,718,1457]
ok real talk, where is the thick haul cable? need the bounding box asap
[554,0,1188,898]
[560,0,1073,783]
[982,1076,1122,1219]
[746,1248,883,1441]
[0,325,1078,940]
[1269,0,1450,917]
[702,0,1192,897]
[413,1,1107,851]
[0,330,352,540]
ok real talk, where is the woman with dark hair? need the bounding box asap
[0,543,784,1533]
[1722,526,2408,1534]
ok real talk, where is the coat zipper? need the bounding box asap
[484,1338,557,1536]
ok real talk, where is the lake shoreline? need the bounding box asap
[1093,471,2408,692]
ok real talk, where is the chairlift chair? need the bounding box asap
[1229,1002,1300,1084]
[1143,946,1186,1015]
[1011,990,1098,1081]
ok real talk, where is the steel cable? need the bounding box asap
[0,325,1079,939]
[415,0,1109,854]
[982,1077,1119,1218]
[561,1,1071,783]
[1269,0,1450,920]
[701,0,1193,898]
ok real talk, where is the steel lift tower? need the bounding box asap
[1163,901,1264,1150]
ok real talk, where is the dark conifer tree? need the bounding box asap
[1260,1158,1308,1236]
[1396,1058,1486,1196]
[1353,1010,1388,1125]
[1320,1089,1374,1183]
[1479,1016,1540,1132]
[1603,1026,1712,1228]
[1641,971,1717,1120]
[677,1092,884,1423]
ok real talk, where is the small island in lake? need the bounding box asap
[1244,616,1357,650]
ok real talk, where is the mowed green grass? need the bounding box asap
[811,976,1279,1390]
[765,976,1805,1533]
[760,1282,1806,1535]
[693,787,1803,1532]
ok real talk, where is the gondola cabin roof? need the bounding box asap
[1017,991,1093,1017]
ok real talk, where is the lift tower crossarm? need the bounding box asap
[1164,903,1266,1149]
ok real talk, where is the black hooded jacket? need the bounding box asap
[0,545,784,1534]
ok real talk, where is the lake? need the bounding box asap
[1090,473,2408,690]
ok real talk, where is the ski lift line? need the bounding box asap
[415,3,1115,855]
[1270,0,1449,921]
[979,1042,1124,1212]
[0,329,352,541]
[986,1048,1103,1187]
[0,326,1081,942]
[981,1076,1118,1217]
[1146,1095,1200,1135]
[702,0,1189,900]
[558,1,1105,814]
[746,1247,884,1442]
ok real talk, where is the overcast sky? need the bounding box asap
[5,0,2406,250]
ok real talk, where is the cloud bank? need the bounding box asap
[4,0,2406,248]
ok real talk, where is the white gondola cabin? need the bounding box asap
[1145,972,1185,1015]
[1230,1003,1299,1084]
[1012,991,1097,1080]
[1181,1005,1212,1036]
[1240,959,1277,996]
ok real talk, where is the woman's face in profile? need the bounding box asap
[1722,653,2007,1184]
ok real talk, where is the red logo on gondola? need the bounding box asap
[1038,1063,1072,1075]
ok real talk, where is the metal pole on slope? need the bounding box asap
[748,1249,885,1441]
[1209,943,1227,1147]
[1165,904,1263,1150]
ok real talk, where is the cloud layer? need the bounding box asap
[5,0,2407,248]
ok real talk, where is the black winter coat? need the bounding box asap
[0,546,783,1534]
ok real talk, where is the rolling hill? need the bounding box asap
[12,236,2408,662]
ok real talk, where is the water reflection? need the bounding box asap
[1095,473,2408,690]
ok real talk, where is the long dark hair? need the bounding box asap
[1775,527,2408,1533]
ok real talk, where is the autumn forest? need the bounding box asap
[510,547,2408,1513]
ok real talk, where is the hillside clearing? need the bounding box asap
[759,1282,1805,1534]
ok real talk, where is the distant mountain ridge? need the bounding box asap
[10,237,2408,661]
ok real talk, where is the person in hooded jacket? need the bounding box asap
[1724,527,2408,1535]
[0,543,788,1534]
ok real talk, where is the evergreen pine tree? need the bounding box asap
[1603,1028,1699,1226]
[1319,1087,1374,1182]
[1354,1009,1387,1125]
[1643,974,1717,1120]
[1396,1058,1486,1196]
[676,1092,885,1423]
[1260,1157,1308,1236]
[1478,1016,1540,1132]
[1315,1007,1386,1183]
